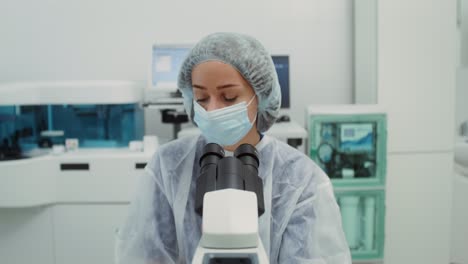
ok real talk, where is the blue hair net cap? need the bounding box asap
[177,32,281,133]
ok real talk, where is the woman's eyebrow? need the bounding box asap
[193,84,206,90]
[193,84,240,90]
[217,84,240,90]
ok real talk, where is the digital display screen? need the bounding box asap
[339,123,374,152]
[152,46,191,88]
[272,55,290,109]
[151,50,290,104]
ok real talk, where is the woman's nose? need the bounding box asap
[205,100,223,112]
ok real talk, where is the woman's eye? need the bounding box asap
[196,98,208,103]
[224,96,237,102]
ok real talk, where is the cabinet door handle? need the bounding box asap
[60,163,89,171]
[135,163,147,169]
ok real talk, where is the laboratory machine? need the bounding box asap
[307,105,387,261]
[0,81,155,264]
[144,44,193,140]
[145,43,192,101]
[269,55,307,152]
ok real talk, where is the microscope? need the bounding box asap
[192,143,269,264]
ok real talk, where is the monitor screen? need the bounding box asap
[151,50,290,104]
[271,55,290,109]
[152,45,191,89]
[339,123,374,153]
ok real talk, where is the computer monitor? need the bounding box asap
[151,44,192,93]
[149,49,290,105]
[271,55,290,109]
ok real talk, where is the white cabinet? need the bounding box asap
[0,207,55,264]
[0,149,150,264]
[53,205,129,264]
[384,152,452,264]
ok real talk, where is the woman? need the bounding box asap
[116,32,351,264]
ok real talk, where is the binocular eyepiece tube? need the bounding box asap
[195,143,265,217]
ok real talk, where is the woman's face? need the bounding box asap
[191,61,258,123]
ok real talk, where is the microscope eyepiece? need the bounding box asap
[203,143,225,157]
[196,143,264,217]
[199,143,225,168]
[234,143,259,170]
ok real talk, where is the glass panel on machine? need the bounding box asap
[336,190,385,259]
[0,103,143,161]
[316,121,377,179]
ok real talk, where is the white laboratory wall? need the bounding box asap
[0,0,354,133]
[354,0,378,104]
[378,0,456,263]
[460,0,468,67]
[378,0,456,153]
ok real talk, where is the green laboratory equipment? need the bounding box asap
[306,105,387,261]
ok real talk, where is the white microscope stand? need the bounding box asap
[192,189,269,264]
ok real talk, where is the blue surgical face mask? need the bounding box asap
[193,95,257,146]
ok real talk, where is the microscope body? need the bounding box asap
[192,144,269,264]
